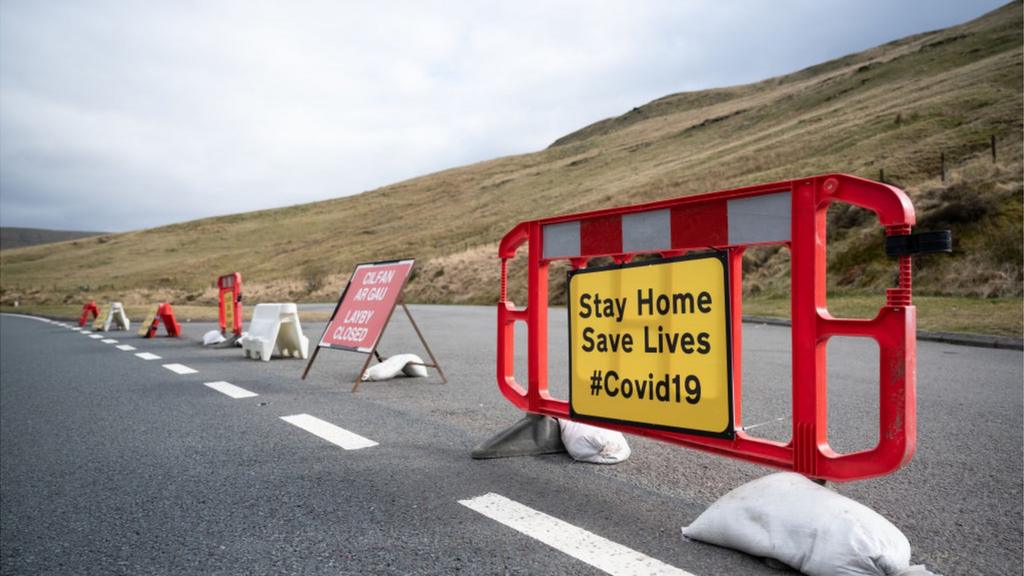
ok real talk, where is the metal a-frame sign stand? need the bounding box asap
[301,259,446,392]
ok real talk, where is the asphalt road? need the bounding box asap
[1,307,1021,575]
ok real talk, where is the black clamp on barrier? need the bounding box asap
[885,230,953,257]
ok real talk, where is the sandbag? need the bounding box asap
[202,330,226,346]
[557,419,631,464]
[682,472,937,576]
[361,354,428,381]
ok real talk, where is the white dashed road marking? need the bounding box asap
[89,334,104,339]
[458,493,695,576]
[204,381,258,399]
[280,414,377,450]
[101,339,118,344]
[162,363,197,375]
[135,352,162,360]
[116,345,137,351]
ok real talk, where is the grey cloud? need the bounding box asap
[0,0,1006,232]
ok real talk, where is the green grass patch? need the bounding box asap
[744,294,1022,337]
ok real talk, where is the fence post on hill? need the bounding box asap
[879,167,885,183]
[941,152,946,183]
[991,135,997,164]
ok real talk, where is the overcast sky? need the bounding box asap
[0,1,1006,233]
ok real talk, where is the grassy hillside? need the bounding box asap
[2,3,1021,335]
[0,227,105,250]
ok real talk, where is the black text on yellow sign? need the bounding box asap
[568,254,734,437]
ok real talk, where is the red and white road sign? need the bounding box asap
[320,259,414,353]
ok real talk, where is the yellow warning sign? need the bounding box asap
[568,254,734,437]
[223,297,234,333]
[138,311,156,336]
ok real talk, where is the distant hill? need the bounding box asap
[1,227,105,251]
[1,3,1020,310]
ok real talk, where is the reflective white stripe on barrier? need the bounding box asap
[726,192,791,245]
[622,209,671,252]
[543,221,581,259]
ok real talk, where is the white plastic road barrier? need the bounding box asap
[361,353,429,381]
[682,473,935,576]
[99,302,130,332]
[241,303,309,362]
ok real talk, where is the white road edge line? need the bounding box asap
[135,352,162,360]
[458,493,696,576]
[204,381,258,399]
[0,313,53,323]
[101,339,118,344]
[280,414,377,450]
[163,363,197,375]
[116,345,137,351]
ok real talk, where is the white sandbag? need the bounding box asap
[557,419,631,464]
[361,354,428,381]
[202,330,226,346]
[682,472,936,576]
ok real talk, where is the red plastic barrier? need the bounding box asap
[217,273,242,337]
[78,301,100,327]
[159,303,182,337]
[142,303,182,338]
[496,174,917,482]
